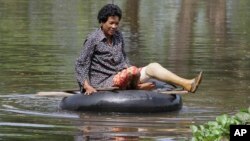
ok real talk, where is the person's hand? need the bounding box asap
[137,82,155,90]
[83,81,97,95]
[84,86,97,95]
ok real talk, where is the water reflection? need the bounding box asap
[77,113,142,141]
[74,113,194,141]
[169,0,198,73]
[79,126,140,141]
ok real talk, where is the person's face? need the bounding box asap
[101,16,120,37]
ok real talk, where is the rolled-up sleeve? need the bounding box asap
[75,39,95,86]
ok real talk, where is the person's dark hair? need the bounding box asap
[97,4,122,23]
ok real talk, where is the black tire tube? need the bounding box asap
[59,90,182,113]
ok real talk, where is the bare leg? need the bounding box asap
[143,62,202,92]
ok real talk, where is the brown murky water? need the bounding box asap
[0,0,249,140]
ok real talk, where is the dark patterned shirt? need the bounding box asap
[75,28,130,88]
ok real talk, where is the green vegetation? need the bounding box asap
[191,106,250,141]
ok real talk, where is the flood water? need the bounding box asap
[0,0,250,140]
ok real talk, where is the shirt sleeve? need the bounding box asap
[75,38,95,86]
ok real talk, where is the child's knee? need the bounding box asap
[147,62,160,68]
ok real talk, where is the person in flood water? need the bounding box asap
[75,4,203,95]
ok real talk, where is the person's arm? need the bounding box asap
[137,82,155,90]
[75,39,96,94]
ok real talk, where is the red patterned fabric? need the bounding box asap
[113,66,141,89]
